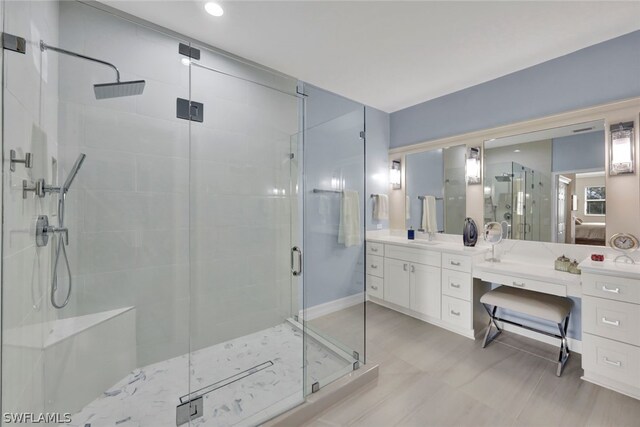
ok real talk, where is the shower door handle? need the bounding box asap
[291,246,302,277]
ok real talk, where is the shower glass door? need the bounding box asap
[187,47,304,426]
[301,83,366,393]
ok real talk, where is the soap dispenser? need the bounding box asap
[408,226,415,240]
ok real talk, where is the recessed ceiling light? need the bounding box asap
[514,149,521,153]
[205,2,224,17]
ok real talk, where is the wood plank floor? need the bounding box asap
[304,302,640,427]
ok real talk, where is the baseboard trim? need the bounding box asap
[368,297,476,339]
[497,322,582,354]
[582,372,640,400]
[299,293,364,321]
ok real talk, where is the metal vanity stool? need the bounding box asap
[480,286,573,376]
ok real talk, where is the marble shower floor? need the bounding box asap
[67,321,352,427]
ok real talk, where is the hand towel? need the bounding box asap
[373,194,389,220]
[421,196,438,233]
[406,195,411,220]
[338,190,361,247]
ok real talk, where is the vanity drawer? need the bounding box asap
[583,333,640,388]
[583,296,640,346]
[366,241,384,256]
[442,253,471,273]
[441,295,471,329]
[367,275,384,299]
[385,244,441,268]
[478,271,566,297]
[582,273,640,304]
[367,255,384,278]
[442,269,472,301]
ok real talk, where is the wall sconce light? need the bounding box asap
[609,121,635,175]
[571,194,578,211]
[466,147,481,185]
[390,160,401,189]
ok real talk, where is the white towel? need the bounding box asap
[373,194,389,220]
[421,196,438,233]
[338,190,361,247]
[406,195,411,220]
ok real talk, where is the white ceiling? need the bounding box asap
[100,1,640,113]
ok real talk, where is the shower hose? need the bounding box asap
[51,193,72,309]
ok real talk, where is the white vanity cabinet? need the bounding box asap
[366,242,384,299]
[581,266,640,400]
[440,253,475,331]
[366,239,483,338]
[383,246,441,319]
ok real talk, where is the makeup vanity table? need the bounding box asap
[366,231,640,400]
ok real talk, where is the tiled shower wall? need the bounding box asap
[2,0,59,416]
[56,1,191,366]
[56,1,299,366]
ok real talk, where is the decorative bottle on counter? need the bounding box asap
[408,226,415,240]
[463,217,478,247]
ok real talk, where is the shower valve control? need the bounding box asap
[35,215,69,247]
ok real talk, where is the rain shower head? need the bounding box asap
[62,153,86,193]
[94,80,146,99]
[41,41,145,99]
[495,173,514,182]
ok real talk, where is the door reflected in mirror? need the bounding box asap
[483,120,606,245]
[405,145,466,235]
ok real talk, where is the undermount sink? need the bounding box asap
[410,240,440,246]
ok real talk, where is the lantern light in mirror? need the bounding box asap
[609,122,635,175]
[466,147,481,185]
[390,160,401,189]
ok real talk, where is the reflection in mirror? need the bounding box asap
[483,120,606,245]
[405,145,466,234]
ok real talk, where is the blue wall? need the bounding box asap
[302,84,390,308]
[552,131,605,172]
[391,30,640,148]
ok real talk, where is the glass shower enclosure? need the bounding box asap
[0,1,366,426]
[484,161,551,241]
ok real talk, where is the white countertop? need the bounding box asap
[474,259,582,297]
[579,258,640,280]
[366,234,488,256]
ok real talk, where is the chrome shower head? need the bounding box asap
[63,153,86,193]
[494,173,514,182]
[40,41,145,100]
[94,80,145,99]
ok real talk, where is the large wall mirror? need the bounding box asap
[405,144,467,234]
[483,120,606,245]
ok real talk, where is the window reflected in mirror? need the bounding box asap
[483,120,606,245]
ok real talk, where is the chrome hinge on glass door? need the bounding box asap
[291,246,302,276]
[2,33,26,54]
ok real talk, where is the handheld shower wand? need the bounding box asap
[50,153,86,309]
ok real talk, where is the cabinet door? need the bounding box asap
[410,263,441,319]
[384,257,411,308]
